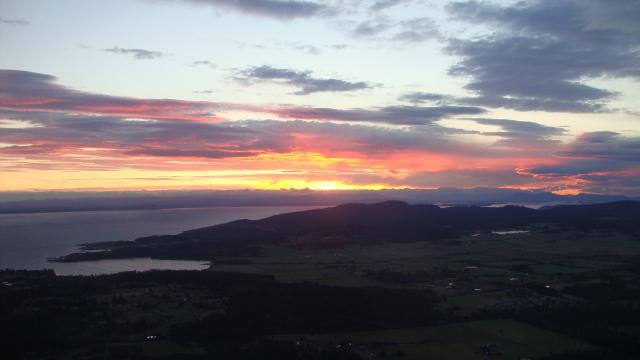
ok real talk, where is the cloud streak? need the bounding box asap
[522,131,640,194]
[0,70,248,122]
[104,47,166,60]
[350,16,440,43]
[0,69,485,125]
[370,0,413,12]
[236,65,373,95]
[169,0,329,20]
[2,69,637,194]
[275,105,487,125]
[445,0,640,112]
[0,17,28,26]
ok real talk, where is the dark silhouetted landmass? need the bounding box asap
[0,269,438,360]
[6,200,640,359]
[0,188,632,214]
[53,200,640,263]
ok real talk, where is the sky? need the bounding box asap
[0,0,639,195]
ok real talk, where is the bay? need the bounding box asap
[0,206,321,275]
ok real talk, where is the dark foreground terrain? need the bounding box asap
[3,201,640,359]
[53,200,640,262]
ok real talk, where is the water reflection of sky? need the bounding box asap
[0,206,321,275]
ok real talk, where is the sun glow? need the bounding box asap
[309,181,352,191]
[251,178,389,191]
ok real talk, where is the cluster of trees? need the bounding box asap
[0,270,441,359]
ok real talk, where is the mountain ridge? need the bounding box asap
[52,200,640,263]
[2,188,634,214]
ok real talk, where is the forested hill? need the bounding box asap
[54,201,640,262]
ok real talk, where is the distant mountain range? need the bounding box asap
[0,188,635,214]
[53,200,640,263]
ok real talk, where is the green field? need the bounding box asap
[3,225,639,359]
[208,228,640,315]
[276,319,593,360]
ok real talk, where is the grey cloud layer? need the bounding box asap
[277,105,486,125]
[171,0,329,20]
[0,69,485,125]
[557,131,640,162]
[159,0,638,113]
[104,47,166,60]
[470,118,566,138]
[0,111,272,160]
[2,68,637,193]
[399,169,534,188]
[191,60,217,68]
[399,92,456,105]
[0,70,230,121]
[236,65,373,95]
[445,0,640,112]
[370,0,414,12]
[526,132,640,178]
[351,16,439,43]
[0,110,495,162]
[518,130,640,195]
[0,18,28,25]
[0,69,501,161]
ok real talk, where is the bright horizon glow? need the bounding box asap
[0,0,638,195]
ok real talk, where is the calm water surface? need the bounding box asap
[0,206,321,275]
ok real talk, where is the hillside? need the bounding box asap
[53,201,640,263]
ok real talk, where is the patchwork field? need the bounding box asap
[208,227,640,315]
[275,319,593,360]
[3,222,639,359]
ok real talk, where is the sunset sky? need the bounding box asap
[1,0,639,195]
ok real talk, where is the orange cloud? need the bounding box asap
[2,70,638,195]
